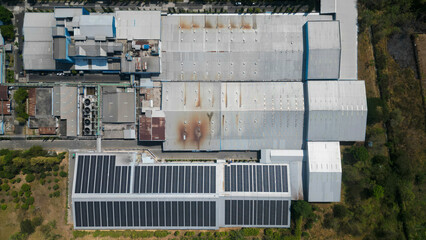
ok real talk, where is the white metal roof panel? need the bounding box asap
[307,80,367,141]
[321,0,336,14]
[115,11,161,40]
[79,14,114,38]
[54,7,84,18]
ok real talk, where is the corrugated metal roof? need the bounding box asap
[139,115,165,141]
[0,101,11,115]
[115,11,161,40]
[102,91,135,123]
[59,86,78,136]
[321,0,336,14]
[336,0,358,80]
[307,142,341,202]
[78,14,114,38]
[307,80,367,141]
[39,127,56,135]
[0,86,8,100]
[23,13,56,70]
[162,82,304,151]
[160,14,332,82]
[306,21,341,80]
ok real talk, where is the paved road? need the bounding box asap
[0,139,258,160]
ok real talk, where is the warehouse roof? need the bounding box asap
[306,21,341,80]
[52,86,77,136]
[78,15,115,39]
[102,91,135,123]
[23,13,56,70]
[160,14,332,82]
[162,82,304,151]
[72,152,291,229]
[307,80,367,141]
[115,11,161,40]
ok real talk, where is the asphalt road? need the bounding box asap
[0,139,258,160]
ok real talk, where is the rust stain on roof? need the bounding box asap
[177,113,210,150]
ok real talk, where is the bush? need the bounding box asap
[185,231,195,237]
[39,179,46,185]
[21,184,30,192]
[25,174,35,183]
[291,201,313,220]
[15,178,21,183]
[53,184,59,190]
[351,146,369,162]
[52,191,60,197]
[174,231,180,236]
[31,216,43,227]
[24,191,31,198]
[20,219,34,234]
[59,171,67,177]
[53,172,58,176]
[154,230,169,238]
[53,165,59,171]
[54,178,59,183]
[21,203,29,210]
[241,228,260,236]
[333,204,349,218]
[8,232,27,240]
[11,191,18,198]
[26,196,34,205]
[1,183,10,191]
[1,204,7,210]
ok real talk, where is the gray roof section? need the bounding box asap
[102,91,135,123]
[35,88,52,117]
[115,11,161,40]
[307,80,367,141]
[306,21,341,80]
[307,142,341,202]
[23,13,56,28]
[78,14,114,39]
[162,82,304,151]
[74,40,122,57]
[321,0,336,14]
[23,42,56,70]
[160,14,332,82]
[54,7,84,19]
[336,0,358,80]
[53,38,67,60]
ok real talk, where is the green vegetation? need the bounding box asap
[25,173,35,183]
[6,69,14,83]
[13,88,29,124]
[241,228,260,236]
[0,6,14,41]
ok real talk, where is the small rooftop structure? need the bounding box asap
[321,0,336,14]
[54,7,88,19]
[0,86,8,100]
[115,11,161,40]
[139,110,165,141]
[307,142,342,202]
[306,21,341,80]
[0,100,10,115]
[102,89,135,123]
[78,14,115,39]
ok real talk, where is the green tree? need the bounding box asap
[25,174,35,183]
[333,204,349,218]
[0,6,13,25]
[291,200,313,220]
[20,219,34,235]
[21,183,30,192]
[351,146,369,162]
[59,171,67,177]
[0,24,14,41]
[1,183,10,191]
[13,88,28,104]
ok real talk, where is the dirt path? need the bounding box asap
[358,28,380,98]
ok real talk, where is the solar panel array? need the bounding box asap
[224,165,288,192]
[74,155,131,194]
[225,200,289,226]
[74,201,216,228]
[134,165,216,194]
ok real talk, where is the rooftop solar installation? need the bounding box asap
[134,165,216,194]
[224,199,289,227]
[74,155,131,194]
[224,165,288,192]
[74,201,216,228]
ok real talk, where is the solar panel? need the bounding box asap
[107,157,115,193]
[139,202,146,226]
[127,202,133,227]
[133,202,139,226]
[224,164,288,193]
[81,201,88,227]
[101,156,109,193]
[223,200,289,227]
[121,167,127,193]
[171,201,178,226]
[114,166,121,193]
[75,156,83,193]
[94,202,101,226]
[159,202,165,226]
[113,202,120,226]
[88,156,96,193]
[134,166,140,193]
[140,166,147,193]
[101,202,107,227]
[185,166,191,193]
[146,166,153,193]
[81,156,90,193]
[165,202,171,226]
[95,156,102,193]
[107,201,113,226]
[75,202,81,227]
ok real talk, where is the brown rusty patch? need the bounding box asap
[205,21,213,28]
[239,84,242,107]
[242,23,252,29]
[195,82,201,107]
[180,19,191,29]
[177,114,210,149]
[193,23,200,28]
[183,82,187,106]
[224,84,228,108]
[230,23,239,29]
[218,23,225,28]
